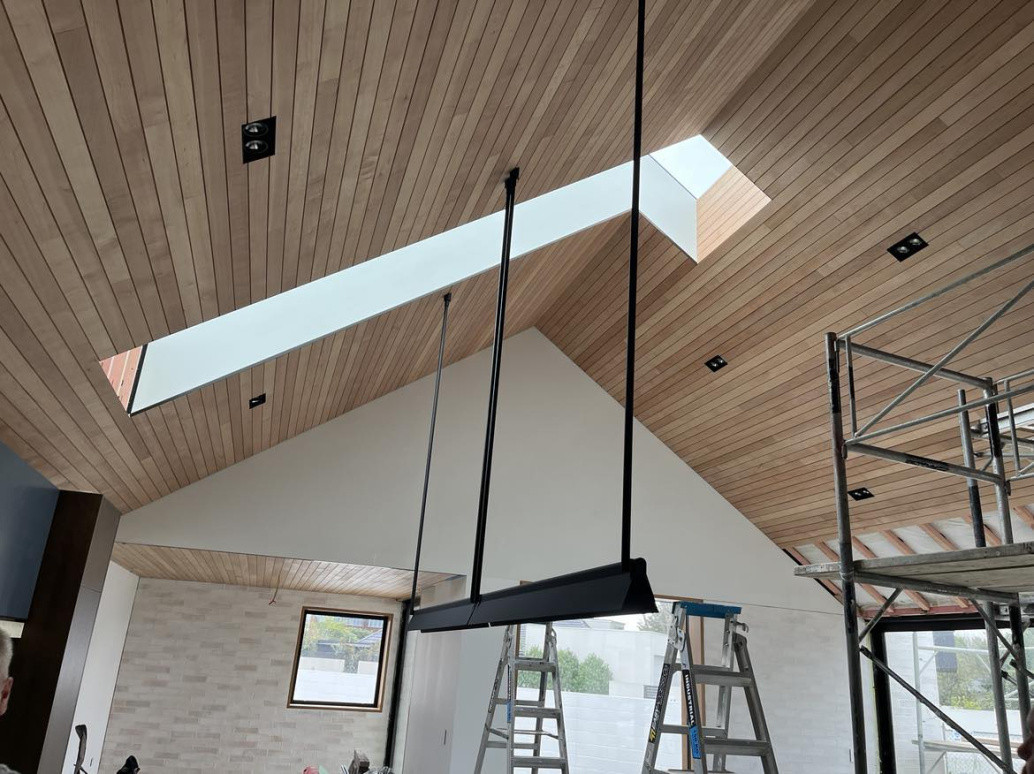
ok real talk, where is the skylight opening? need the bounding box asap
[649,135,732,198]
[104,135,759,415]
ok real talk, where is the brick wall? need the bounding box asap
[100,579,400,773]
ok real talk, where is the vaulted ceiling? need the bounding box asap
[1,0,1033,561]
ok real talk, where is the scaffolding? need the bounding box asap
[794,244,1034,773]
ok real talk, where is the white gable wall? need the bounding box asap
[117,328,863,771]
[119,329,835,615]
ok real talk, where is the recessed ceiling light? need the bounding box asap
[705,355,727,372]
[241,117,276,163]
[887,232,927,261]
[848,487,874,501]
[248,393,266,409]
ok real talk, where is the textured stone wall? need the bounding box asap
[100,578,400,773]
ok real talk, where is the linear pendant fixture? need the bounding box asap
[408,0,656,633]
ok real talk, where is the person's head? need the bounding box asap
[116,755,139,774]
[0,629,12,717]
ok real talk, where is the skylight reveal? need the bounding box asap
[104,136,738,414]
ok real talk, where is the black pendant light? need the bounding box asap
[408,0,655,632]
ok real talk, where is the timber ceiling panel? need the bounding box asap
[695,166,770,260]
[3,0,1034,561]
[542,0,1034,549]
[111,542,452,598]
[0,0,808,513]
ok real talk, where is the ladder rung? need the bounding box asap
[514,659,557,672]
[513,706,561,719]
[512,756,567,769]
[692,665,751,688]
[658,724,726,737]
[705,738,772,757]
[487,741,543,750]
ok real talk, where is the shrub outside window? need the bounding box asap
[288,607,392,711]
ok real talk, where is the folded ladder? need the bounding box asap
[641,602,778,774]
[474,623,570,773]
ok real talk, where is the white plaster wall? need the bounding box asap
[396,578,465,774]
[118,329,836,616]
[703,602,858,774]
[61,562,138,774]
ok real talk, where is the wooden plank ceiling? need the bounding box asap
[544,0,1034,550]
[112,542,452,598]
[1,0,1033,560]
[0,0,808,512]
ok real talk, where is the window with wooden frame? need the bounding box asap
[288,607,392,711]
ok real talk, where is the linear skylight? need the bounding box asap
[651,135,732,198]
[120,136,732,414]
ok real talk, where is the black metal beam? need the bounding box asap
[870,628,896,774]
[384,598,411,767]
[407,559,655,633]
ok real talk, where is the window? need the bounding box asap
[872,613,1030,773]
[288,607,392,711]
[516,600,689,772]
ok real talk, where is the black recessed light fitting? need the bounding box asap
[887,232,927,261]
[242,117,276,163]
[248,393,266,409]
[848,487,874,501]
[705,355,728,372]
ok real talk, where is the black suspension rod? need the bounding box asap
[470,168,520,603]
[409,292,452,615]
[622,0,646,569]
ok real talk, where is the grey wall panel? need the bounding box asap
[0,440,58,621]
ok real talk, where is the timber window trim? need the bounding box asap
[288,607,393,712]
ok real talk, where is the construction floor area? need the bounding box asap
[1,1,1034,773]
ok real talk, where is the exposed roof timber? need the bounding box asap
[853,536,931,611]
[815,542,889,607]
[881,529,967,608]
[786,546,843,603]
[920,524,959,553]
[128,154,700,414]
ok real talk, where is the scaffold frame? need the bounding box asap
[805,243,1034,773]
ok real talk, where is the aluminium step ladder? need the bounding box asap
[474,623,570,773]
[641,602,777,774]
